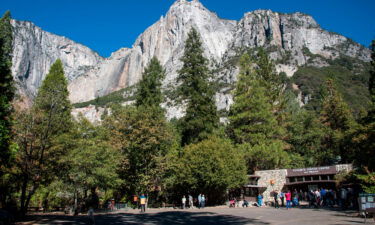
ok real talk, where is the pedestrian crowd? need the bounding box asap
[270,187,357,210]
[180,194,206,209]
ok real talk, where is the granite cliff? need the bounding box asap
[10,0,371,120]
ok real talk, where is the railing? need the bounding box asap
[115,203,128,210]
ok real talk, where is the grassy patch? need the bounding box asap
[73,85,136,108]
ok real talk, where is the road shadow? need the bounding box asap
[17,211,270,225]
[297,205,358,213]
[16,214,88,225]
[295,206,363,223]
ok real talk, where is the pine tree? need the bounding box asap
[350,40,375,172]
[135,57,165,109]
[34,59,72,125]
[177,28,219,145]
[254,48,283,104]
[319,79,357,164]
[227,53,296,172]
[14,59,72,214]
[0,11,14,169]
[228,53,284,145]
[286,110,325,166]
[368,40,375,121]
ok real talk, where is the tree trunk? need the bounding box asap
[42,191,49,212]
[0,185,6,208]
[24,183,38,215]
[20,176,28,216]
[73,191,78,216]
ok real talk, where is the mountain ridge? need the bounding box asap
[10,0,371,119]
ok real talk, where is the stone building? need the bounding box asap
[242,164,352,203]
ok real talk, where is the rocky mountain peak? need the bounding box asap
[10,0,372,122]
[169,0,205,11]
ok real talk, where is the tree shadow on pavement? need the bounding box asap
[95,211,270,225]
[16,214,88,225]
[17,211,270,225]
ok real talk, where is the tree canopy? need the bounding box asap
[13,59,72,214]
[135,57,165,109]
[177,28,219,146]
[0,10,14,170]
[165,137,247,205]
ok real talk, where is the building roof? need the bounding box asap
[285,180,336,185]
[286,166,337,177]
[244,184,267,188]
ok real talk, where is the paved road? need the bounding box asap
[16,207,367,225]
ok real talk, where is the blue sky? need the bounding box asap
[1,0,374,57]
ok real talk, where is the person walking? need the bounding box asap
[198,194,202,209]
[320,188,327,206]
[201,195,206,208]
[280,191,285,207]
[133,195,138,209]
[140,194,147,213]
[285,190,292,210]
[308,190,315,208]
[273,191,279,208]
[182,195,186,209]
[315,189,321,207]
[257,194,263,207]
[188,195,193,208]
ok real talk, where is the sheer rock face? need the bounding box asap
[11,0,371,120]
[231,10,369,62]
[11,20,102,100]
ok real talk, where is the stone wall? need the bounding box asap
[255,169,287,203]
[336,164,353,173]
[253,164,353,203]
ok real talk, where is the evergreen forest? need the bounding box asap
[0,12,374,217]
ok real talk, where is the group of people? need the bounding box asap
[273,190,294,209]
[131,194,148,212]
[307,187,356,209]
[229,198,252,208]
[271,187,356,210]
[181,194,206,209]
[228,194,264,208]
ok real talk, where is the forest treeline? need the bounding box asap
[0,12,374,216]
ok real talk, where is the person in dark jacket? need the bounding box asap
[273,191,279,208]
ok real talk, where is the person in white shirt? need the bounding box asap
[182,195,186,209]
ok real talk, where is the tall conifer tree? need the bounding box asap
[319,79,357,164]
[254,48,283,104]
[135,57,165,110]
[228,53,294,172]
[228,53,284,145]
[368,40,375,121]
[0,10,15,209]
[0,11,14,169]
[350,40,375,173]
[14,59,72,214]
[177,28,219,146]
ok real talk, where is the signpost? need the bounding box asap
[359,193,375,210]
[287,166,337,177]
[359,193,375,223]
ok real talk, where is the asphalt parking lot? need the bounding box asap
[16,206,367,225]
